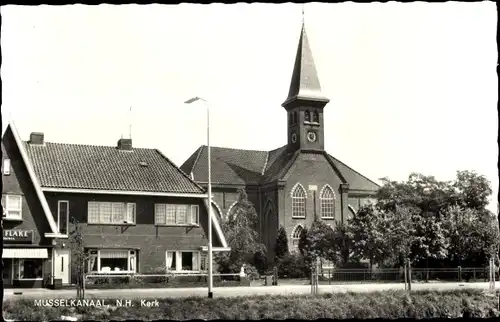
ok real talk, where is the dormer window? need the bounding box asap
[304,111,310,122]
[3,158,11,175]
[313,111,319,123]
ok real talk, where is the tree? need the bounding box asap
[69,217,88,299]
[348,205,390,269]
[215,189,266,273]
[332,222,353,267]
[376,171,493,268]
[384,206,422,267]
[442,206,484,265]
[452,170,492,210]
[274,226,289,262]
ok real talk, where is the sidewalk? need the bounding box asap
[4,282,500,300]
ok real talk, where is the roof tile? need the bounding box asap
[24,142,204,194]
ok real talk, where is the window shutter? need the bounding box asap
[126,203,135,223]
[190,205,199,225]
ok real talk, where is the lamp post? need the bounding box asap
[184,96,213,298]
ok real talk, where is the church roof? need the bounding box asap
[282,23,330,107]
[181,145,379,192]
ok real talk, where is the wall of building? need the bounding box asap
[44,192,222,273]
[1,130,51,245]
[280,152,345,253]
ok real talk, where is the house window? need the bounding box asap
[2,194,22,220]
[88,249,137,273]
[291,225,303,251]
[57,201,69,235]
[165,251,200,272]
[87,202,135,224]
[3,158,11,175]
[320,186,335,219]
[155,204,199,226]
[13,259,43,279]
[291,184,306,218]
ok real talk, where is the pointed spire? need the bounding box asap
[282,10,329,108]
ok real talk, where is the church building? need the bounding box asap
[181,21,380,262]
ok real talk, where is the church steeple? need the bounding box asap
[283,12,329,152]
[282,16,330,108]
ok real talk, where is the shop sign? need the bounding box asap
[3,230,33,244]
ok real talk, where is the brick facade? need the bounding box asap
[43,192,222,273]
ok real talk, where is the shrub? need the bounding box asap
[277,252,308,278]
[244,264,260,280]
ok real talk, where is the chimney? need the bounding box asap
[117,138,133,151]
[29,132,44,145]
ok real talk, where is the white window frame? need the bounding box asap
[2,194,22,220]
[3,158,11,175]
[155,204,199,226]
[57,200,69,235]
[87,202,136,225]
[320,185,335,219]
[291,184,306,218]
[88,249,137,274]
[165,250,201,272]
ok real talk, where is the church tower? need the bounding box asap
[282,18,330,152]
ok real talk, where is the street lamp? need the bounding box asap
[184,96,213,298]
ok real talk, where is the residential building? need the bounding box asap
[181,21,379,262]
[2,122,228,288]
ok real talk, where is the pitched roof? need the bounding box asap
[181,146,268,185]
[327,154,380,192]
[24,142,204,194]
[182,144,379,192]
[282,23,329,107]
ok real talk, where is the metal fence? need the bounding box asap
[320,267,499,284]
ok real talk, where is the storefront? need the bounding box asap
[2,229,50,288]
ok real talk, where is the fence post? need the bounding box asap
[404,264,408,291]
[458,266,462,282]
[473,269,476,281]
[407,259,412,292]
[328,269,331,285]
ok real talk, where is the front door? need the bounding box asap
[54,249,71,284]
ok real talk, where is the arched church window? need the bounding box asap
[304,111,310,122]
[320,185,335,219]
[293,111,297,124]
[292,184,306,218]
[291,225,304,251]
[313,111,319,123]
[289,113,292,126]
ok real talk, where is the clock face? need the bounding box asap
[307,131,317,142]
[291,133,297,143]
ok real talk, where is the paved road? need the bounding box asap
[4,282,500,300]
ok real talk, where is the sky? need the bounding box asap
[1,3,498,212]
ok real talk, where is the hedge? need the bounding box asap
[4,289,500,320]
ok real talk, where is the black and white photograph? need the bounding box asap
[1,2,498,320]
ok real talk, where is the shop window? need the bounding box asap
[14,259,43,279]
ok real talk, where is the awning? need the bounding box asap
[2,248,48,258]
